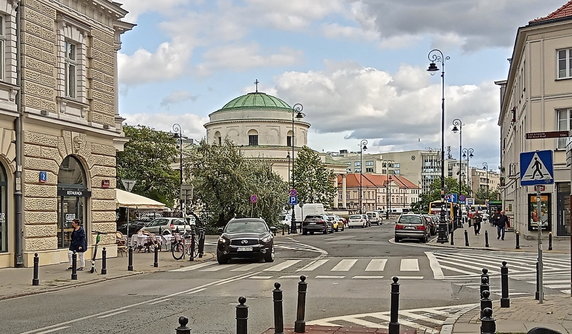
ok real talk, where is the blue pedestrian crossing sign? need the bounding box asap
[520,150,554,186]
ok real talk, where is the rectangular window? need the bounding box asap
[287,136,292,147]
[0,16,5,81]
[557,108,572,148]
[557,48,572,79]
[365,161,374,166]
[354,161,361,167]
[248,135,258,146]
[65,41,77,98]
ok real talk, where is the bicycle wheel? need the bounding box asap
[188,237,199,258]
[171,241,185,260]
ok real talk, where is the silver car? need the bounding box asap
[139,217,193,235]
[394,214,430,242]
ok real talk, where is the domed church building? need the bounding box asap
[204,85,347,208]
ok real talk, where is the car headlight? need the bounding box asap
[261,235,272,243]
[218,236,228,244]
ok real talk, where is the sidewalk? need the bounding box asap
[429,222,572,334]
[0,248,214,301]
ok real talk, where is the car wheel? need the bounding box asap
[264,247,275,262]
[323,227,328,234]
[341,226,344,231]
[310,231,314,235]
[395,237,401,242]
[302,229,308,235]
[217,252,229,264]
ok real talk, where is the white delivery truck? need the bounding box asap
[293,203,325,221]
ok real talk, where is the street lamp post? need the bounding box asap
[290,103,304,234]
[462,148,474,199]
[452,119,463,228]
[172,123,183,213]
[428,48,450,243]
[359,140,368,214]
[482,162,489,202]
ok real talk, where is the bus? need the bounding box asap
[428,201,455,221]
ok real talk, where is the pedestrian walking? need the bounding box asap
[491,209,501,227]
[68,219,87,271]
[473,211,482,235]
[496,211,509,240]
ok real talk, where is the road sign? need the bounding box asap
[525,130,569,139]
[534,185,545,192]
[520,150,554,186]
[121,179,136,192]
[289,189,298,196]
[250,194,258,204]
[289,196,298,205]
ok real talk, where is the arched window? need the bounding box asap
[57,156,90,249]
[214,131,222,145]
[248,129,258,146]
[0,163,6,253]
[287,130,293,147]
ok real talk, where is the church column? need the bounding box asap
[333,176,339,208]
[342,174,347,208]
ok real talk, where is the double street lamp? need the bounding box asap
[290,103,304,234]
[359,139,368,213]
[172,123,183,213]
[451,118,463,228]
[462,148,474,198]
[427,48,450,244]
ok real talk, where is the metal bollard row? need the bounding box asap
[294,275,307,333]
[484,230,489,248]
[480,268,489,297]
[464,229,469,247]
[273,282,284,334]
[500,261,510,307]
[389,276,400,334]
[236,296,248,334]
[480,290,492,319]
[32,253,40,286]
[101,247,107,275]
[480,307,496,334]
[176,316,191,334]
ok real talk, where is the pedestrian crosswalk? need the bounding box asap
[307,304,475,334]
[169,251,571,295]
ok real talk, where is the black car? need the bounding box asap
[216,218,276,264]
[116,220,146,237]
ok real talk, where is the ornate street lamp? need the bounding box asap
[290,103,304,234]
[462,148,474,198]
[359,139,368,214]
[172,123,183,213]
[452,119,463,228]
[428,48,450,243]
[482,162,489,202]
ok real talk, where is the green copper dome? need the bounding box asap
[219,92,292,111]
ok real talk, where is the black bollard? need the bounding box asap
[176,316,191,334]
[236,296,248,334]
[484,230,489,247]
[71,251,78,280]
[480,268,489,296]
[535,262,539,300]
[273,282,284,334]
[465,229,469,246]
[480,307,496,334]
[154,245,159,267]
[515,231,520,249]
[282,225,285,235]
[128,246,133,271]
[548,232,553,250]
[101,247,107,275]
[198,226,205,258]
[294,275,307,333]
[389,276,400,334]
[450,227,454,245]
[32,253,40,286]
[500,261,510,307]
[480,290,492,319]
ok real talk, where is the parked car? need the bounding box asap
[366,211,381,225]
[424,214,438,236]
[139,217,192,235]
[116,220,146,237]
[347,214,369,228]
[326,214,345,232]
[394,214,430,243]
[302,215,332,235]
[216,217,275,264]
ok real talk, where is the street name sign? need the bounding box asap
[520,150,554,186]
[525,130,569,139]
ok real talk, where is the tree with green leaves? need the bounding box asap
[116,125,179,207]
[188,140,288,227]
[292,146,337,207]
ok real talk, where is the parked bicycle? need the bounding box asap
[171,229,198,260]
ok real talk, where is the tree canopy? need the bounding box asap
[292,146,337,207]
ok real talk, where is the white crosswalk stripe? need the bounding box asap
[307,304,475,333]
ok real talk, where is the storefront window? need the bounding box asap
[57,156,89,249]
[0,164,6,252]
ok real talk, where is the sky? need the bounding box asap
[115,0,568,172]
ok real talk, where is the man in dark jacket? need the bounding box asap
[68,219,87,270]
[496,211,509,240]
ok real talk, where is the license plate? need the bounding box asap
[309,222,315,225]
[237,246,253,251]
[405,226,415,230]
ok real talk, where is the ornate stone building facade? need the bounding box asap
[0,0,132,268]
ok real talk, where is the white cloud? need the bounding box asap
[160,91,197,107]
[118,0,190,22]
[124,112,208,142]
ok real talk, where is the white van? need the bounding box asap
[294,203,325,221]
[366,211,381,225]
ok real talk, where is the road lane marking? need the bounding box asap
[263,260,301,271]
[353,275,384,279]
[186,288,205,295]
[397,276,424,279]
[400,259,419,271]
[331,259,357,271]
[316,275,345,279]
[365,259,387,271]
[170,262,216,272]
[148,298,170,304]
[97,310,128,319]
[279,275,303,279]
[202,264,235,271]
[230,263,265,271]
[251,276,273,279]
[296,259,328,272]
[35,327,70,334]
[426,252,444,279]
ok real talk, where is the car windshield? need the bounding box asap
[399,215,422,224]
[349,215,361,219]
[225,221,268,233]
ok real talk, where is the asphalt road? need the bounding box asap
[1,222,568,334]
